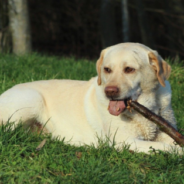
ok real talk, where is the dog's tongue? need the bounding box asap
[108,100,126,116]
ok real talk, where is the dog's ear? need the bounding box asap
[148,52,171,87]
[96,48,108,85]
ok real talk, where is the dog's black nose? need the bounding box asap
[105,86,119,97]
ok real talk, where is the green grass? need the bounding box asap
[0,53,184,183]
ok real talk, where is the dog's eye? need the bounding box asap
[104,67,112,73]
[124,67,135,74]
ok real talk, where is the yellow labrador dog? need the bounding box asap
[0,43,180,153]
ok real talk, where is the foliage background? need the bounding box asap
[0,0,184,59]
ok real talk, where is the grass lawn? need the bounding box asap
[0,53,184,183]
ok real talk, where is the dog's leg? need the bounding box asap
[0,87,47,129]
[154,131,177,146]
[116,138,182,154]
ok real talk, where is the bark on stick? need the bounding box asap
[128,100,184,147]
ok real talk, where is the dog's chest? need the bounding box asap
[135,120,158,141]
[122,113,158,141]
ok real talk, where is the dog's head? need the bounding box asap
[96,43,171,116]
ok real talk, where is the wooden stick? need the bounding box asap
[128,100,184,147]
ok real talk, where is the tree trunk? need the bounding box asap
[100,0,118,48]
[121,0,129,42]
[164,0,184,56]
[135,0,155,49]
[8,0,31,55]
[0,0,12,53]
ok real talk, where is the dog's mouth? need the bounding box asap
[106,86,141,116]
[108,98,130,116]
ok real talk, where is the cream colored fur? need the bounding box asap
[0,43,181,154]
